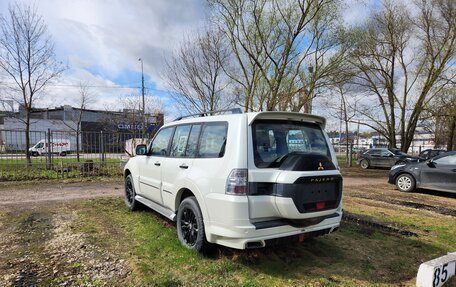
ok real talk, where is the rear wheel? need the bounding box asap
[360,159,370,169]
[60,151,67,156]
[177,196,208,252]
[395,160,406,165]
[395,174,415,192]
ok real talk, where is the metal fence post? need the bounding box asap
[47,129,52,170]
[100,131,105,164]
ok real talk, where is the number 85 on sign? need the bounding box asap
[417,256,456,287]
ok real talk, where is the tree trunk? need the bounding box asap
[25,111,31,166]
[448,116,455,151]
[76,131,80,162]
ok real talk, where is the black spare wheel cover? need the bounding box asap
[279,152,336,171]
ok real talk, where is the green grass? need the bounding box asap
[0,157,123,181]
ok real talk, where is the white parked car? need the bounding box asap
[123,110,343,252]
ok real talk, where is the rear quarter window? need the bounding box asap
[198,123,228,158]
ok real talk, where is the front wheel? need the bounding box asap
[360,159,370,169]
[177,197,208,252]
[395,174,415,192]
[124,174,139,211]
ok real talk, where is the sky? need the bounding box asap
[0,0,375,123]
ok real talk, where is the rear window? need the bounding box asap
[252,120,330,168]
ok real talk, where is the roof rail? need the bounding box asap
[174,108,242,121]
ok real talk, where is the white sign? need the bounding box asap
[417,252,456,287]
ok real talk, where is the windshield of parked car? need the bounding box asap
[252,120,330,168]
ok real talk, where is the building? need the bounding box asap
[0,105,164,152]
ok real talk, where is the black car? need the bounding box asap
[418,149,446,160]
[357,148,419,169]
[388,151,456,193]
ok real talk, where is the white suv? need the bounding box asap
[123,110,342,251]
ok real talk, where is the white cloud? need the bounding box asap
[0,0,207,115]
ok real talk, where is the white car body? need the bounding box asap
[124,111,342,250]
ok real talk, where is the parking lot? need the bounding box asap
[0,174,455,287]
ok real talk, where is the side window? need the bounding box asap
[380,150,392,157]
[186,125,201,157]
[150,127,173,156]
[198,123,228,158]
[368,149,380,156]
[434,154,456,165]
[170,125,192,157]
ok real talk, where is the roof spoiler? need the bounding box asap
[248,112,326,129]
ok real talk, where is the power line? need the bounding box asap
[0,81,141,89]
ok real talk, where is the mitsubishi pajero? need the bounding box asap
[123,110,342,252]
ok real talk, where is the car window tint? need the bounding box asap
[252,120,330,168]
[170,125,191,158]
[198,123,227,158]
[185,125,201,157]
[367,149,380,156]
[434,154,456,165]
[150,127,173,156]
[380,150,392,157]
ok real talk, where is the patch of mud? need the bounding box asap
[342,212,418,237]
[396,201,456,217]
[43,212,130,286]
[346,192,456,217]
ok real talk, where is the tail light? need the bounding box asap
[226,169,248,195]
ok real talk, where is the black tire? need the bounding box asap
[60,151,67,156]
[124,174,139,211]
[360,159,370,169]
[395,173,416,192]
[395,160,406,165]
[32,151,39,157]
[177,196,208,252]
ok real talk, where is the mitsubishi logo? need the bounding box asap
[317,162,324,170]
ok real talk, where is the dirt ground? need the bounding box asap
[0,181,123,207]
[0,177,389,207]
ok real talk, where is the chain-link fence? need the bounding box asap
[0,129,153,181]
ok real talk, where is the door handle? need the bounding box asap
[179,164,189,169]
[154,162,161,166]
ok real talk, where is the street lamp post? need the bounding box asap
[138,58,145,136]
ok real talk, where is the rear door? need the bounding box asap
[365,149,381,167]
[248,119,341,220]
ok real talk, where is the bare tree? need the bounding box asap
[63,82,94,162]
[422,86,456,150]
[209,0,346,112]
[0,3,64,165]
[348,0,456,151]
[164,29,232,115]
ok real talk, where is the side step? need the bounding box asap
[135,195,176,221]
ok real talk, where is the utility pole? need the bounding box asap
[138,58,145,137]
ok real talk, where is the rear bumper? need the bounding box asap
[204,210,342,249]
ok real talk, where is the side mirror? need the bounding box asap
[426,159,435,168]
[135,144,147,156]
